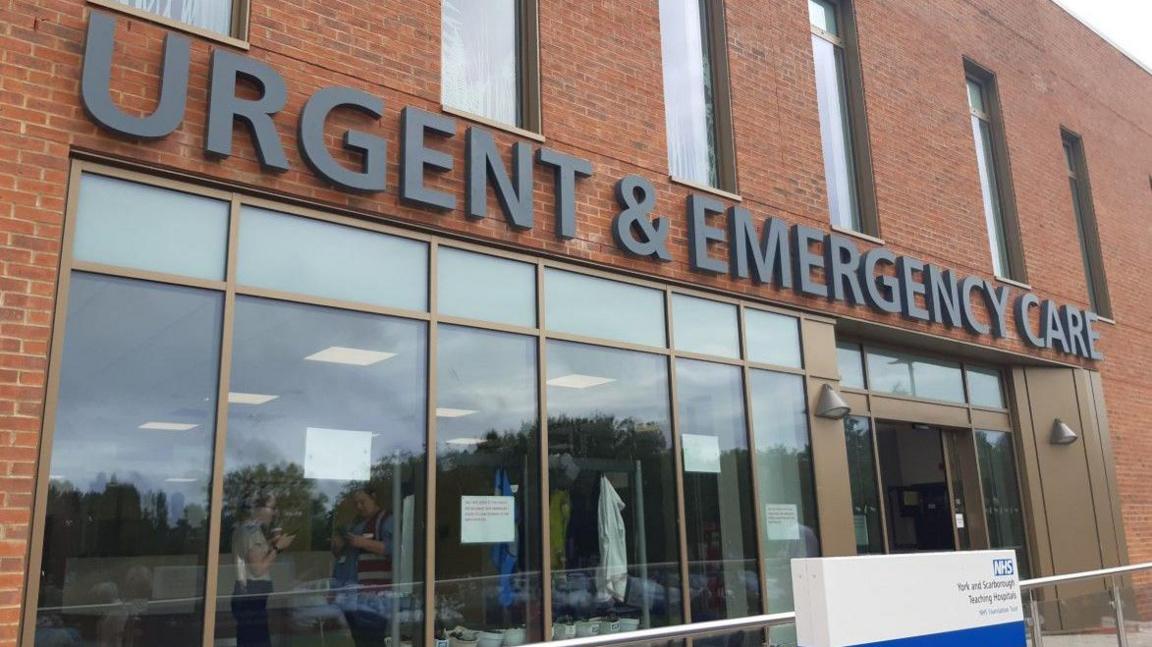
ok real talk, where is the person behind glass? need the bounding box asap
[232,492,295,647]
[331,487,393,646]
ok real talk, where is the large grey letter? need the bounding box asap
[688,194,728,274]
[81,11,189,139]
[206,50,289,170]
[467,128,533,230]
[298,87,386,192]
[400,107,456,211]
[537,148,593,239]
[729,211,791,288]
[825,234,864,305]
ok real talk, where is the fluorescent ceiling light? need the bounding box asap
[139,422,199,431]
[446,437,484,446]
[165,477,198,483]
[305,346,396,366]
[49,474,64,480]
[436,407,477,418]
[228,392,279,405]
[547,374,616,389]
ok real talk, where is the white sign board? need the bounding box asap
[460,495,516,544]
[792,550,1025,647]
[304,427,372,481]
[765,503,801,540]
[682,433,721,473]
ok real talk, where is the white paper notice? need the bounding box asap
[682,433,721,473]
[853,514,869,546]
[460,495,516,544]
[765,503,801,540]
[956,513,966,529]
[304,427,372,481]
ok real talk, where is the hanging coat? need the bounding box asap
[597,475,628,602]
[490,468,518,607]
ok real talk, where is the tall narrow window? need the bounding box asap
[966,66,1024,280]
[809,0,875,234]
[442,0,540,131]
[1062,132,1112,318]
[659,0,736,191]
[112,0,246,38]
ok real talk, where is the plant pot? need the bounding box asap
[477,630,504,647]
[552,623,576,640]
[618,618,640,633]
[598,618,621,635]
[502,627,527,646]
[450,637,478,647]
[574,620,600,638]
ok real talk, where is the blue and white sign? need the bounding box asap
[792,550,1026,647]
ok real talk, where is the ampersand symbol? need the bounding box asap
[612,175,672,262]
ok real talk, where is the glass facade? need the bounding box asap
[33,171,829,643]
[659,0,721,187]
[810,0,864,232]
[113,0,235,35]
[967,76,1014,279]
[442,0,521,126]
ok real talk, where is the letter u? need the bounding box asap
[81,11,190,139]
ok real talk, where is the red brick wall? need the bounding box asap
[2,0,1152,641]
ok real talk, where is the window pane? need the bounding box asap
[660,0,718,186]
[238,206,428,311]
[976,430,1030,578]
[808,0,838,34]
[972,116,1011,277]
[671,294,739,358]
[843,416,884,554]
[748,370,818,647]
[115,0,233,35]
[442,0,519,126]
[967,367,1005,408]
[546,341,682,632]
[35,273,222,646]
[745,309,802,368]
[967,79,986,114]
[812,35,861,231]
[544,269,667,347]
[836,341,865,389]
[74,174,228,280]
[435,326,541,640]
[866,350,965,403]
[214,297,427,646]
[437,247,536,327]
[676,359,760,620]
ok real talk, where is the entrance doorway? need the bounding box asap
[871,421,982,554]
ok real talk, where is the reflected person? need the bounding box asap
[232,493,294,647]
[332,487,393,647]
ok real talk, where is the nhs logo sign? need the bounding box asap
[793,551,1025,647]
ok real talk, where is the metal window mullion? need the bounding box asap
[738,304,771,621]
[665,290,693,628]
[200,194,242,647]
[424,240,440,647]
[536,259,553,642]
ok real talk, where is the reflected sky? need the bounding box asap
[50,273,223,514]
[225,296,427,502]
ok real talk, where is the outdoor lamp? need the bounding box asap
[1050,418,1080,445]
[815,384,852,420]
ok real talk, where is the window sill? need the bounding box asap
[994,275,1032,290]
[830,225,884,246]
[440,105,545,143]
[669,176,742,202]
[1096,315,1117,325]
[88,0,250,50]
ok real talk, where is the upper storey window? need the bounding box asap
[441,0,541,132]
[109,0,244,37]
[1062,131,1112,317]
[965,65,1026,281]
[809,0,877,235]
[659,0,737,191]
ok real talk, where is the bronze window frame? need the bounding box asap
[24,159,838,645]
[964,59,1028,283]
[809,0,880,237]
[86,0,252,49]
[1061,129,1112,319]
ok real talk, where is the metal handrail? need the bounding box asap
[1020,561,1152,590]
[540,612,797,647]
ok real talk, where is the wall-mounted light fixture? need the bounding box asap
[1050,418,1080,445]
[815,384,852,420]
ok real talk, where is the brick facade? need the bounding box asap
[1,0,1151,642]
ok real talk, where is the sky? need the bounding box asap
[1054,0,1152,71]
